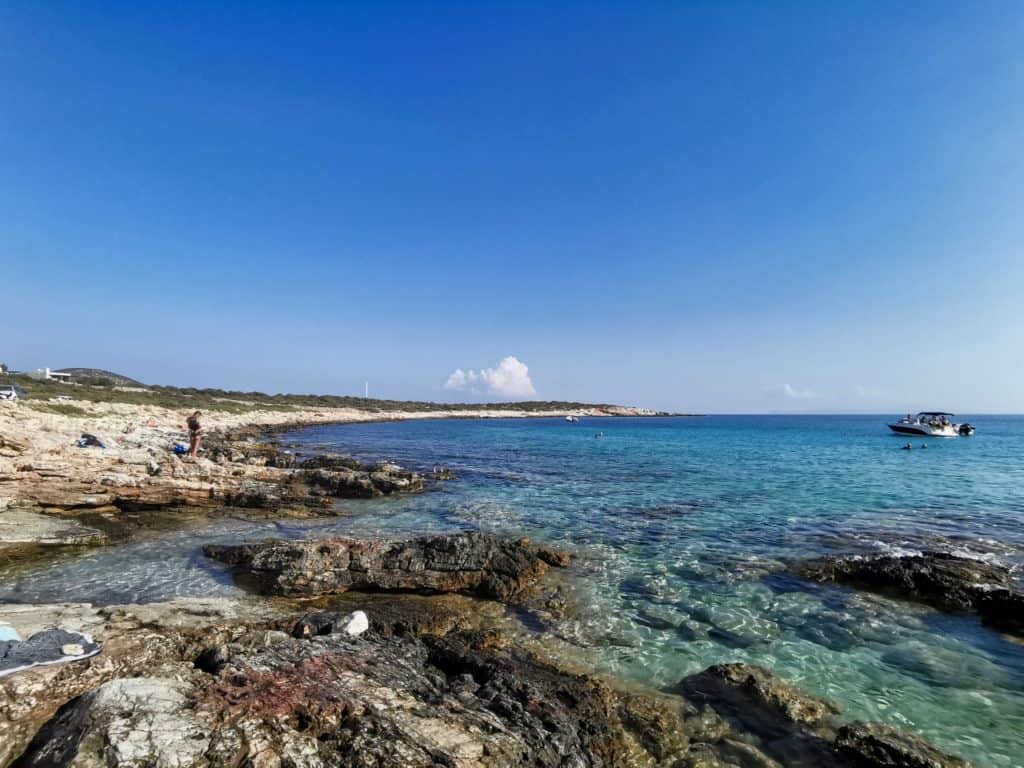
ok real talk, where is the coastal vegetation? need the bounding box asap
[0,372,639,415]
[22,402,90,418]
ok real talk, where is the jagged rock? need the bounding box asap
[14,676,212,768]
[796,552,1024,637]
[8,600,689,768]
[298,454,364,471]
[205,531,571,602]
[836,721,973,768]
[0,599,263,766]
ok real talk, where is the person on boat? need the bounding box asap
[186,411,203,458]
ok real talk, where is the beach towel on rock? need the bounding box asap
[0,628,101,677]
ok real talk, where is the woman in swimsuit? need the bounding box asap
[186,411,203,458]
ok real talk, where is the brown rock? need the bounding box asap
[836,721,973,768]
[204,531,571,602]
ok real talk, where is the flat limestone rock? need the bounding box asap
[0,509,107,549]
[204,531,571,602]
[0,603,104,641]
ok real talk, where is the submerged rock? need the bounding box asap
[679,663,841,729]
[677,662,841,765]
[674,664,973,768]
[836,721,973,768]
[795,552,1024,637]
[205,531,570,602]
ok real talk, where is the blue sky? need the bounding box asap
[3,2,1022,412]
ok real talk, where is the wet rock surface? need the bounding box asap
[835,721,973,768]
[205,531,571,602]
[674,663,972,768]
[795,551,1024,637]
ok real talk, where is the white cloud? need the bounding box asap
[775,383,821,400]
[444,356,537,399]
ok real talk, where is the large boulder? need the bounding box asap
[795,552,1024,637]
[204,531,570,602]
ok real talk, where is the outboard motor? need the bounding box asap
[959,423,975,436]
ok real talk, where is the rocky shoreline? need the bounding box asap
[0,401,981,766]
[0,398,656,552]
[1,546,975,768]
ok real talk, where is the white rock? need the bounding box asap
[61,643,85,656]
[343,610,369,637]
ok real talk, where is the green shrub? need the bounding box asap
[26,402,90,417]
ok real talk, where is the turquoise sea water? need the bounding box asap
[2,415,1022,765]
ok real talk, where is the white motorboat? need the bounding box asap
[565,415,579,423]
[887,412,974,437]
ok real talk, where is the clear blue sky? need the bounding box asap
[4,2,1022,412]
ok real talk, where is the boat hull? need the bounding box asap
[888,423,957,437]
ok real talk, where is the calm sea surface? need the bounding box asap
[3,415,1022,765]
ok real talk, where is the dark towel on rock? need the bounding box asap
[0,629,101,677]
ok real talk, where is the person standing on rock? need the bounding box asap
[186,411,203,458]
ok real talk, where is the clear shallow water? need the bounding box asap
[2,415,1023,766]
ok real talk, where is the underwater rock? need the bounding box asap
[679,663,840,731]
[795,551,1024,637]
[205,531,570,602]
[836,721,973,768]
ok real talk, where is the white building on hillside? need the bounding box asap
[29,368,73,382]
